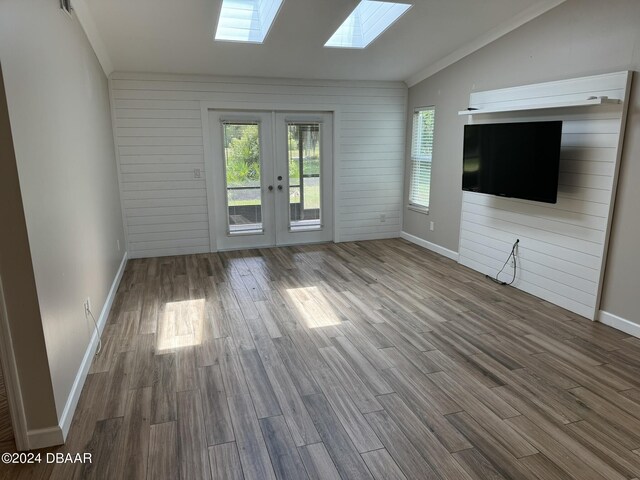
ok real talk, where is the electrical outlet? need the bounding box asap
[117,239,121,252]
[380,214,386,223]
[429,221,435,231]
[84,298,91,317]
[194,168,201,179]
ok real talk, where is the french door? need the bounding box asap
[209,110,333,251]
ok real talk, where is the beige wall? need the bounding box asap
[404,0,640,323]
[0,0,125,423]
[0,66,58,433]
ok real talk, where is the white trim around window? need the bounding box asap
[408,106,435,213]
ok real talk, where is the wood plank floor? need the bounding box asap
[0,364,15,454]
[4,238,640,479]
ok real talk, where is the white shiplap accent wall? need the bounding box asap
[458,71,631,320]
[109,73,407,258]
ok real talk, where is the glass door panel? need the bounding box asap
[275,113,333,246]
[209,110,332,251]
[209,111,275,251]
[287,123,322,230]
[223,122,263,234]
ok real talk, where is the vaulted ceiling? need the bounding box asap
[85,0,565,84]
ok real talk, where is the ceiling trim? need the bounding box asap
[110,71,407,89]
[405,0,567,87]
[72,0,114,76]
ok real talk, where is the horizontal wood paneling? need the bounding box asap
[469,70,627,107]
[459,71,631,319]
[121,164,205,175]
[128,222,209,235]
[115,118,203,128]
[463,192,610,221]
[128,237,210,251]
[460,219,602,270]
[110,73,407,257]
[121,189,205,200]
[115,109,202,119]
[128,229,210,242]
[459,238,597,295]
[459,230,600,282]
[123,197,208,209]
[119,155,204,165]
[126,214,209,226]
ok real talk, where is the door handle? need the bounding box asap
[268,185,273,191]
[277,185,283,191]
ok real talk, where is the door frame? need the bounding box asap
[208,111,277,251]
[201,101,342,252]
[274,112,334,247]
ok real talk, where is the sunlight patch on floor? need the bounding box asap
[156,299,205,352]
[286,286,342,329]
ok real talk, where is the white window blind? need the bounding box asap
[409,107,435,210]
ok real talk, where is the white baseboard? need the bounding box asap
[598,310,640,339]
[27,426,64,451]
[57,251,128,442]
[400,231,459,261]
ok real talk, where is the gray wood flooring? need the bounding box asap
[4,238,640,480]
[0,364,14,454]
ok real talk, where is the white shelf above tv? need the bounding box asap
[458,97,621,116]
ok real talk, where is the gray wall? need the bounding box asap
[0,1,125,421]
[404,0,640,323]
[0,65,58,434]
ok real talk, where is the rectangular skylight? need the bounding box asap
[325,1,411,49]
[215,0,284,43]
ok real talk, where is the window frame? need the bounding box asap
[408,106,435,214]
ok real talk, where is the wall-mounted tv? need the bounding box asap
[462,121,563,204]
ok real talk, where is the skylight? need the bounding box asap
[215,0,284,43]
[325,1,411,49]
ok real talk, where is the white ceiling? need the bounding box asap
[84,0,564,84]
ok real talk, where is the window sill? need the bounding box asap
[407,204,429,215]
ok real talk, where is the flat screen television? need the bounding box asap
[462,121,563,204]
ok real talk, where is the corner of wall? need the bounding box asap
[598,310,640,339]
[72,0,114,76]
[400,231,459,261]
[58,251,128,440]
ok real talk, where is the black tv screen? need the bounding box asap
[462,121,563,204]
